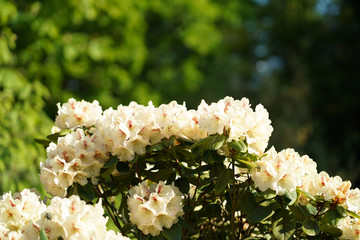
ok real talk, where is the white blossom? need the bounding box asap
[98,102,156,161]
[39,195,130,240]
[197,97,273,155]
[0,189,46,240]
[55,98,102,129]
[40,128,108,196]
[127,181,183,236]
[338,216,360,239]
[250,147,317,195]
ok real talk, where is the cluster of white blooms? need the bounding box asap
[251,147,360,208]
[97,102,158,162]
[0,190,129,240]
[250,147,317,195]
[41,97,273,196]
[299,171,360,209]
[198,97,273,155]
[39,195,129,240]
[251,147,360,238]
[0,189,46,240]
[338,217,360,239]
[55,98,103,129]
[127,181,183,236]
[40,128,108,196]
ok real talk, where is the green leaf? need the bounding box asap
[302,219,320,236]
[289,205,306,221]
[321,224,343,237]
[149,142,166,152]
[175,177,190,194]
[336,205,347,217]
[296,188,316,202]
[244,238,265,240]
[346,209,360,219]
[40,229,49,240]
[184,165,211,176]
[153,234,167,240]
[235,159,258,168]
[247,202,277,224]
[239,190,258,213]
[324,208,344,226]
[177,218,196,232]
[297,204,318,218]
[162,136,176,147]
[147,169,173,182]
[203,150,224,164]
[190,135,215,149]
[161,223,182,240]
[260,189,277,199]
[116,161,130,174]
[100,163,116,178]
[282,190,298,206]
[46,129,73,142]
[209,134,226,150]
[227,139,247,153]
[103,156,119,168]
[35,138,51,147]
[272,208,296,240]
[215,168,232,195]
[77,182,96,202]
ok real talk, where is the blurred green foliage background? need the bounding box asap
[1,0,359,194]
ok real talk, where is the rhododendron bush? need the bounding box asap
[1,97,360,239]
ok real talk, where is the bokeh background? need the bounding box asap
[1,0,359,194]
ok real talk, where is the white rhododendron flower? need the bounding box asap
[153,101,188,139]
[338,216,360,239]
[127,181,183,236]
[55,98,103,129]
[251,147,317,195]
[345,188,360,213]
[0,190,129,240]
[39,195,129,240]
[197,97,273,155]
[298,171,360,210]
[40,128,108,196]
[0,189,46,240]
[98,102,156,161]
[308,171,353,204]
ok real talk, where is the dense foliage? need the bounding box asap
[0,0,359,195]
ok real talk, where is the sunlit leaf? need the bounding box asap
[190,135,215,149]
[302,219,320,236]
[227,139,247,153]
[40,229,49,240]
[346,209,360,219]
[209,134,226,150]
[272,208,296,240]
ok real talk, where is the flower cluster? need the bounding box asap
[250,147,360,239]
[127,181,183,236]
[34,96,360,239]
[0,189,129,240]
[55,98,102,130]
[338,217,360,239]
[40,129,108,196]
[250,147,317,195]
[40,97,273,196]
[0,189,46,240]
